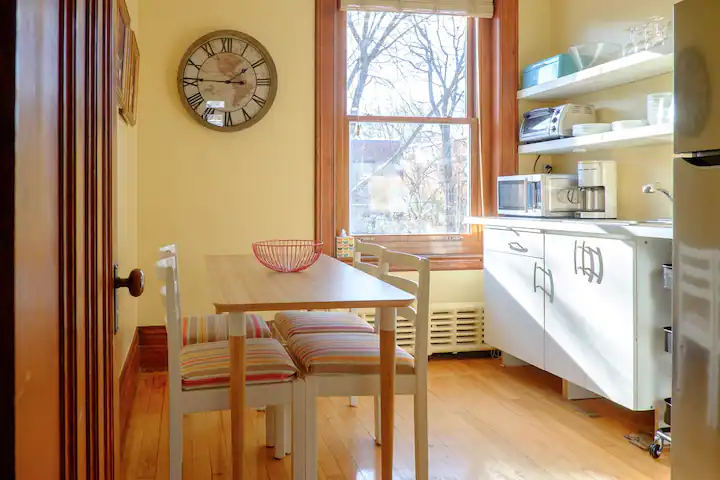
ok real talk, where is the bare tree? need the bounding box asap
[346,13,469,234]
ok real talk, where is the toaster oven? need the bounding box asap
[520,104,597,144]
[498,174,579,218]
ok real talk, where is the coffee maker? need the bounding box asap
[576,160,617,219]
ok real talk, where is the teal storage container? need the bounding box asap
[522,54,578,89]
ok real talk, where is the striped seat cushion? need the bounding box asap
[180,338,298,390]
[287,333,414,375]
[274,311,375,339]
[182,314,272,346]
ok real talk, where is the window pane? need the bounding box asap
[349,122,470,235]
[346,12,467,118]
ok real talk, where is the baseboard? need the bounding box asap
[119,329,140,447]
[138,325,168,371]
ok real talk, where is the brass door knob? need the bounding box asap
[114,268,145,297]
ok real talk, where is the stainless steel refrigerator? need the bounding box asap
[673,0,720,477]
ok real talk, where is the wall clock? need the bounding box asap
[177,30,278,132]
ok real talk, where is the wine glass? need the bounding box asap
[624,27,641,56]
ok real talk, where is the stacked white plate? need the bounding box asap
[611,119,648,131]
[572,123,612,136]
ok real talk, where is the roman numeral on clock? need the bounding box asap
[200,42,215,56]
[251,58,265,68]
[252,95,266,107]
[202,108,215,120]
[221,38,233,53]
[187,58,201,70]
[183,77,199,87]
[224,112,233,127]
[242,108,252,122]
[187,92,204,111]
[256,78,271,86]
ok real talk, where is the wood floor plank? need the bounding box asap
[137,375,167,478]
[123,360,671,480]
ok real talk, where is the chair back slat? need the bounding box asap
[397,306,417,323]
[156,254,183,389]
[381,274,418,296]
[379,249,431,364]
[352,241,387,278]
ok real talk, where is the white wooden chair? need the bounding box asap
[273,241,386,426]
[285,249,431,480]
[156,254,306,479]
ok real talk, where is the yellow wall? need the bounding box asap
[137,0,314,325]
[543,0,677,220]
[116,0,140,364]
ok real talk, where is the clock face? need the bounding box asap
[178,30,277,132]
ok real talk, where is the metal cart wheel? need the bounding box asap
[649,442,663,459]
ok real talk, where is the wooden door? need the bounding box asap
[484,250,546,369]
[11,0,123,477]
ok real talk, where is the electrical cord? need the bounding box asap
[533,155,541,173]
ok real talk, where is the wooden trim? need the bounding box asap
[138,326,169,372]
[345,115,472,125]
[119,330,140,448]
[315,0,339,256]
[478,0,519,216]
[315,5,495,264]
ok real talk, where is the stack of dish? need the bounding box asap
[611,120,648,131]
[572,123,612,136]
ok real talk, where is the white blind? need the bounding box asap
[340,0,494,18]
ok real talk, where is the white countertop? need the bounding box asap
[464,216,673,240]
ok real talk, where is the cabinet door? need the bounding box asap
[577,236,636,408]
[544,235,590,388]
[485,250,545,369]
[545,234,636,408]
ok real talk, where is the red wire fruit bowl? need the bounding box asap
[252,240,323,273]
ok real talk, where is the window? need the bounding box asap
[315,0,518,269]
[346,12,472,237]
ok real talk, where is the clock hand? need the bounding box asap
[198,78,246,85]
[227,67,248,82]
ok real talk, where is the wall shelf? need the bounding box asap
[518,51,674,102]
[518,123,673,155]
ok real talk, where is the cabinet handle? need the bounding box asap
[586,247,596,283]
[573,240,580,274]
[534,264,554,302]
[547,268,555,303]
[533,261,538,292]
[508,241,528,253]
[591,246,604,285]
[581,241,587,275]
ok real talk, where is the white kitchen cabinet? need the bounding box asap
[485,249,546,370]
[544,234,636,408]
[483,222,673,411]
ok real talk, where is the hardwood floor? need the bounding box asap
[122,357,671,479]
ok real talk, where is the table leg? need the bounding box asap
[379,307,397,479]
[229,312,246,480]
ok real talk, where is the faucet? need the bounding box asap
[642,183,674,203]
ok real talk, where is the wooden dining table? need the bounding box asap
[206,253,416,479]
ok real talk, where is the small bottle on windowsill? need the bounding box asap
[336,229,355,259]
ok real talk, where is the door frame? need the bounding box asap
[9,0,118,477]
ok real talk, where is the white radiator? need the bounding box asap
[354,303,489,355]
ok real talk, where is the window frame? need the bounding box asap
[315,0,519,270]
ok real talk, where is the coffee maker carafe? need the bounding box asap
[576,160,617,219]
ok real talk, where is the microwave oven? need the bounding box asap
[497,174,579,217]
[519,104,596,144]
